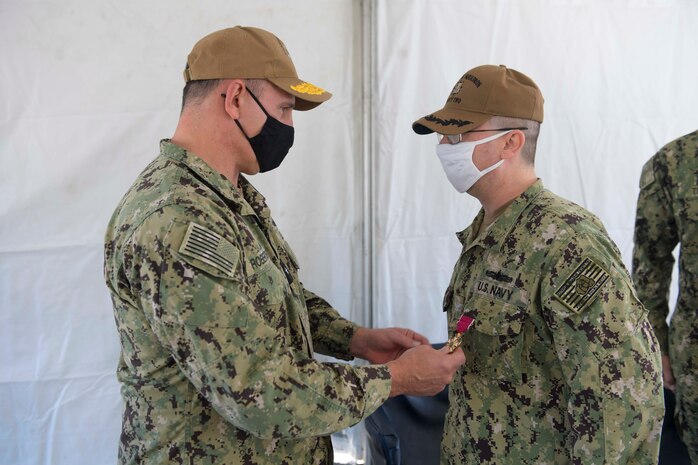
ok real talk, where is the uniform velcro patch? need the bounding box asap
[554,257,610,313]
[179,222,237,277]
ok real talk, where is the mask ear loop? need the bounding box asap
[224,86,269,140]
[243,86,272,118]
[476,130,513,173]
[233,119,250,140]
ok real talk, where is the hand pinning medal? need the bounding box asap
[446,314,475,353]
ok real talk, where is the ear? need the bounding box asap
[221,80,246,119]
[500,130,526,159]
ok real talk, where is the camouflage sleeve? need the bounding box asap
[304,288,359,360]
[125,206,391,439]
[542,236,663,464]
[632,154,678,354]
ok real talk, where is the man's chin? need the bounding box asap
[240,164,261,176]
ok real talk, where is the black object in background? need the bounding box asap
[660,388,691,465]
[365,343,449,465]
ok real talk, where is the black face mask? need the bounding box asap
[234,87,294,173]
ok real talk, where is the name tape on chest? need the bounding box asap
[553,257,610,313]
[475,280,516,301]
[179,222,237,277]
[249,249,269,270]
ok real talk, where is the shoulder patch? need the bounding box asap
[179,222,237,277]
[554,257,610,313]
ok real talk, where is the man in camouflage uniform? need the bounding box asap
[633,129,698,463]
[104,26,465,465]
[412,64,664,464]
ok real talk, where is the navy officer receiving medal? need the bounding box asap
[413,64,664,465]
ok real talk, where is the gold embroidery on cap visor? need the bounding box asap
[290,82,326,95]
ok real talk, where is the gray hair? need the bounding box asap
[490,115,540,165]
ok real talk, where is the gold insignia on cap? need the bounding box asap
[554,257,610,313]
[179,222,237,277]
[290,82,326,95]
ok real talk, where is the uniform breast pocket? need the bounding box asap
[245,259,288,331]
[462,296,527,384]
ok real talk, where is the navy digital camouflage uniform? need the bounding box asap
[104,140,392,465]
[633,129,698,463]
[441,180,663,465]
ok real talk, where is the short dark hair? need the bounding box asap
[245,79,265,98]
[490,115,541,164]
[180,78,266,112]
[181,79,222,111]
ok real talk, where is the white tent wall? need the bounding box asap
[1,1,697,464]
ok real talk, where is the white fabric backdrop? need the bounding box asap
[1,0,697,464]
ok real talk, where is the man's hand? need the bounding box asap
[349,327,430,364]
[386,345,466,397]
[662,354,676,391]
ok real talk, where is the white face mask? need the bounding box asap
[435,130,512,193]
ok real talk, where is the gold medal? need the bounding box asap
[446,314,475,353]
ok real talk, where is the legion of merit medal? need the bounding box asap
[446,314,475,353]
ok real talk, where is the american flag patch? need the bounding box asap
[554,257,610,313]
[179,222,237,277]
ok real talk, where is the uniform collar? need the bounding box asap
[457,179,545,252]
[238,176,272,220]
[159,139,269,218]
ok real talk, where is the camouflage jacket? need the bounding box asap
[104,140,391,465]
[633,130,698,356]
[441,180,663,465]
